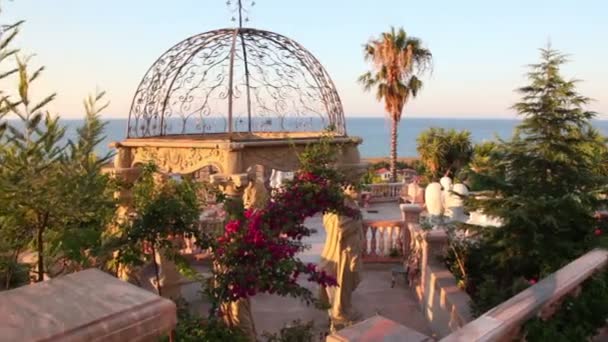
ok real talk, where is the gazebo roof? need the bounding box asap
[127,22,346,139]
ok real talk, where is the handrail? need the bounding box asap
[365,182,405,203]
[440,248,608,341]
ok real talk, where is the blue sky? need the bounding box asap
[3,0,607,118]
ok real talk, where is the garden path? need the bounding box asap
[165,202,433,339]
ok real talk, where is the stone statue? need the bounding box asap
[405,176,425,205]
[424,182,443,217]
[242,170,269,211]
[444,183,469,222]
[319,185,364,332]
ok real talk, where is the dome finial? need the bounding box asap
[227,0,255,28]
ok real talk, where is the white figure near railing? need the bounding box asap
[445,183,469,222]
[425,182,444,218]
[269,169,294,189]
[402,176,425,205]
[466,210,503,227]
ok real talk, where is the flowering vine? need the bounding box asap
[198,137,361,317]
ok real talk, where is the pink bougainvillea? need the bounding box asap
[200,164,360,310]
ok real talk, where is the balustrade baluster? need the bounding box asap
[377,226,385,256]
[386,226,393,256]
[402,224,411,256]
[370,226,377,256]
[366,225,372,256]
[362,226,369,257]
[393,225,401,251]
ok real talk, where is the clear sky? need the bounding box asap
[2,0,607,119]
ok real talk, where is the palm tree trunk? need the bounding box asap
[390,117,398,182]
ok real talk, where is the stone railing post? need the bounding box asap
[401,204,424,224]
[419,228,449,300]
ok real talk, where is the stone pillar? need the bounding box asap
[111,147,144,284]
[401,204,424,224]
[224,145,244,175]
[419,229,448,298]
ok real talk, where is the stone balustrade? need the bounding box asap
[367,182,404,203]
[361,219,408,262]
[328,244,608,341]
[440,248,608,341]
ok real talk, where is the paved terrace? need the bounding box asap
[173,202,433,339]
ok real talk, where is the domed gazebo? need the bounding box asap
[111,3,364,188]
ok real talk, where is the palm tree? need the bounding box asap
[359,27,432,182]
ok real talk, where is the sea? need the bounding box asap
[36,118,608,158]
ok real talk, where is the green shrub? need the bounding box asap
[164,300,247,342]
[262,320,317,342]
[0,257,30,290]
[416,128,472,182]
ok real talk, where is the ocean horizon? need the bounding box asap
[13,117,608,159]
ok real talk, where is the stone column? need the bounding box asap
[111,146,143,284]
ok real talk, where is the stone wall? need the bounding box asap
[407,223,473,338]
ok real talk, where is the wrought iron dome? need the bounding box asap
[127,1,345,138]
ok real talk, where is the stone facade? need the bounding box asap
[111,133,364,180]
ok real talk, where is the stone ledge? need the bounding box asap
[0,268,177,342]
[441,249,608,341]
[326,315,432,342]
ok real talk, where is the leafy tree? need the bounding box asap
[0,21,115,285]
[359,27,432,182]
[464,46,608,314]
[459,141,505,191]
[113,163,200,296]
[416,127,473,181]
[43,93,116,276]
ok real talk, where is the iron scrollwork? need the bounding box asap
[127,27,346,138]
